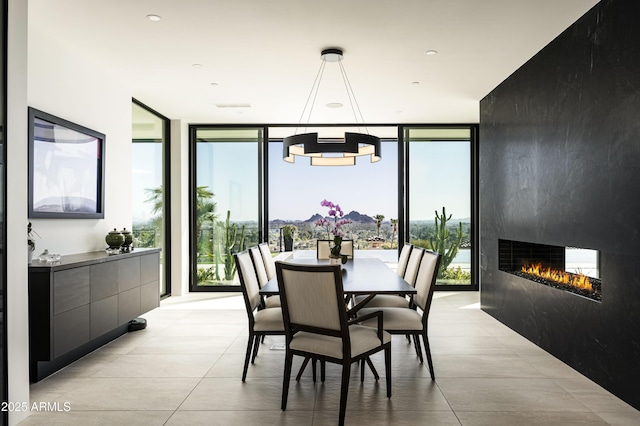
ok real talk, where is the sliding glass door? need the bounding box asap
[405,127,477,289]
[191,127,261,291]
[188,124,478,292]
[131,100,171,297]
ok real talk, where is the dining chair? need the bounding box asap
[353,246,424,309]
[358,249,441,379]
[316,239,331,259]
[396,243,413,277]
[234,251,285,382]
[259,242,277,280]
[340,239,354,259]
[276,261,392,426]
[317,239,354,259]
[249,245,281,308]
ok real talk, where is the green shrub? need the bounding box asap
[440,266,471,280]
[196,266,215,282]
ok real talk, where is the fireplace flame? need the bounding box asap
[521,263,593,291]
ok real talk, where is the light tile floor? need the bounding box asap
[22,292,640,425]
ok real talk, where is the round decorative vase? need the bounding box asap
[120,228,133,248]
[105,228,125,249]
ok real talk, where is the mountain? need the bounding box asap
[302,210,375,224]
[303,213,323,223]
[344,210,375,223]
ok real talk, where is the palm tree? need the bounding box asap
[194,186,217,235]
[373,214,385,237]
[390,218,398,247]
[144,185,217,251]
[145,185,217,234]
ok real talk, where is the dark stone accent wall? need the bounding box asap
[479,0,640,410]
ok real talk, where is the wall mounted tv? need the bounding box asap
[28,107,105,219]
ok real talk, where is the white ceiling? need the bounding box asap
[29,0,600,124]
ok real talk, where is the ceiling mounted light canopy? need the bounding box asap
[283,48,381,166]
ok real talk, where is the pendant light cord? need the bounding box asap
[339,60,369,135]
[294,59,327,135]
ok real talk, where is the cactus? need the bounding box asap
[429,207,464,278]
[222,210,246,281]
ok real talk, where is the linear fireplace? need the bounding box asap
[499,239,602,302]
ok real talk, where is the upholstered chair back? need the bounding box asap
[235,251,261,313]
[340,240,354,258]
[317,240,331,260]
[278,264,344,332]
[414,250,441,312]
[403,247,425,286]
[259,243,276,280]
[396,244,413,277]
[250,246,269,288]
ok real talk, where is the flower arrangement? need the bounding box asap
[315,199,351,262]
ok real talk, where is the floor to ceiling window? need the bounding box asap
[267,126,398,257]
[191,127,261,291]
[189,124,478,292]
[405,126,477,289]
[131,100,171,297]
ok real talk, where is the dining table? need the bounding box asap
[259,257,416,314]
[260,256,415,380]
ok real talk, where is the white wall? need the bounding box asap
[7,1,31,424]
[27,22,133,255]
[5,2,137,423]
[170,120,190,296]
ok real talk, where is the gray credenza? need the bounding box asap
[28,248,161,381]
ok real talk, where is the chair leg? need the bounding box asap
[281,350,294,410]
[338,361,351,426]
[423,331,435,380]
[321,360,326,382]
[366,357,380,380]
[261,335,265,343]
[242,333,254,382]
[412,334,424,363]
[405,333,411,343]
[312,358,317,383]
[296,357,310,382]
[251,335,261,364]
[360,358,365,382]
[385,346,392,398]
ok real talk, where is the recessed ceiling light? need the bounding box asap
[326,102,344,108]
[411,81,420,85]
[192,64,204,69]
[146,14,162,22]
[425,50,438,56]
[210,82,219,86]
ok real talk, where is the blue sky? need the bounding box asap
[268,141,398,221]
[133,139,471,223]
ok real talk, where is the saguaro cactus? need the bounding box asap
[429,207,463,278]
[223,210,246,280]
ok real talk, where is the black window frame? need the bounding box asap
[188,123,479,292]
[131,98,172,298]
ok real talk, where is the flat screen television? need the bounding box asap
[28,107,105,219]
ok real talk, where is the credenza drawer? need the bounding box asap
[53,304,90,358]
[53,266,90,315]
